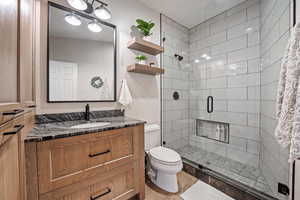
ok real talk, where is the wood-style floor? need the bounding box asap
[144,172,198,200]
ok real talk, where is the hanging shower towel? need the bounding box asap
[118,79,133,108]
[275,22,300,162]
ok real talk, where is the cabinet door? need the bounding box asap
[0,134,20,200]
[19,0,35,103]
[0,0,35,106]
[0,0,19,103]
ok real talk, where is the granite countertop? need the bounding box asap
[25,116,146,143]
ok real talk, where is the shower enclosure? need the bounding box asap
[161,0,292,199]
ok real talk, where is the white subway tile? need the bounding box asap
[211,36,247,56]
[228,46,260,63]
[247,58,261,73]
[226,10,247,28]
[211,111,247,125]
[261,82,278,101]
[247,3,260,19]
[213,100,227,112]
[230,125,260,141]
[228,100,260,114]
[226,62,247,76]
[210,88,227,100]
[229,136,247,151]
[227,18,260,40]
[248,31,260,47]
[247,86,260,100]
[227,88,247,100]
[228,73,260,88]
[247,140,260,155]
[227,0,259,16]
[207,77,227,89]
[247,114,260,127]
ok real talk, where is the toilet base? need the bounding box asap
[151,171,179,193]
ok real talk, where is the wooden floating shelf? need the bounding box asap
[127,38,164,55]
[127,64,165,75]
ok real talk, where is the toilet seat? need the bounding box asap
[149,146,181,166]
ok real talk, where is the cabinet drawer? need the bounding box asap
[37,127,135,194]
[89,127,133,167]
[40,163,136,200]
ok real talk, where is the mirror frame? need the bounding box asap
[47,2,117,103]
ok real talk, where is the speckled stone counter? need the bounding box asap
[25,110,146,143]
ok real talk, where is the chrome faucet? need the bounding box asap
[85,104,90,121]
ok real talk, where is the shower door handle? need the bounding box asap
[207,96,213,113]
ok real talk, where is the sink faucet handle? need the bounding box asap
[85,104,90,121]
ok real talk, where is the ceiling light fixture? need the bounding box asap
[88,20,103,32]
[66,0,112,20]
[94,3,111,20]
[65,13,82,26]
[67,0,87,10]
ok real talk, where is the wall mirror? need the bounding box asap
[48,2,116,102]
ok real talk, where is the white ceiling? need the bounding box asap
[138,0,247,28]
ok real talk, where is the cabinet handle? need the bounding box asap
[89,150,111,157]
[3,125,24,135]
[207,96,214,113]
[2,109,24,116]
[90,188,111,200]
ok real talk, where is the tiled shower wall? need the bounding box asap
[188,0,261,167]
[260,0,290,199]
[161,15,190,149]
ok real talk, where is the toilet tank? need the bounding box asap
[144,124,161,151]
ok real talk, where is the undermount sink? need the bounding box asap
[71,122,111,129]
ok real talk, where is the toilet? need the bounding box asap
[145,124,183,193]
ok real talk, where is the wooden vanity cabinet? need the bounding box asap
[26,125,145,200]
[0,109,35,200]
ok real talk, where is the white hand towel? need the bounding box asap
[118,79,133,108]
[275,22,300,162]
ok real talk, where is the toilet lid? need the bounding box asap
[149,146,181,163]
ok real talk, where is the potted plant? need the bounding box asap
[135,55,147,65]
[135,19,155,39]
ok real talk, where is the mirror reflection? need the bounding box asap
[48,4,116,102]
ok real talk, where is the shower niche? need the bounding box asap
[196,119,229,143]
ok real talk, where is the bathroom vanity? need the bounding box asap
[24,112,146,200]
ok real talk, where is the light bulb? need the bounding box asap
[67,0,87,10]
[94,5,111,20]
[88,20,103,33]
[65,13,81,26]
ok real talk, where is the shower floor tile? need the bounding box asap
[175,145,273,197]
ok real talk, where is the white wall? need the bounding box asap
[36,0,161,125]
